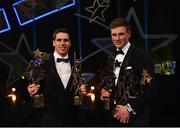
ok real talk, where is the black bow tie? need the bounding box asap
[115,49,124,55]
[57,58,69,63]
[114,60,121,68]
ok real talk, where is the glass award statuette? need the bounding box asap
[24,49,50,108]
[71,52,87,106]
[161,61,176,75]
[154,61,176,75]
[98,66,116,110]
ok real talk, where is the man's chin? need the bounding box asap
[114,44,122,48]
[59,51,68,56]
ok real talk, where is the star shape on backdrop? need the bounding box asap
[85,0,110,23]
[126,7,178,51]
[0,33,32,88]
[75,5,177,62]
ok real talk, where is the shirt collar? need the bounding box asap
[116,42,131,55]
[53,51,69,62]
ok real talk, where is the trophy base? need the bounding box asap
[74,96,82,106]
[104,97,110,110]
[32,93,44,108]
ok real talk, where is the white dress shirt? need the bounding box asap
[54,51,71,89]
[114,42,131,85]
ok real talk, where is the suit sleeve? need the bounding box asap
[128,50,157,115]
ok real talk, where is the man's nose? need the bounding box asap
[115,35,121,40]
[60,40,66,44]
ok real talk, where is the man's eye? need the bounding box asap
[112,34,117,36]
[63,39,69,42]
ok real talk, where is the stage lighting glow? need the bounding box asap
[12,88,16,92]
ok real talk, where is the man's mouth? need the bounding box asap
[59,46,66,49]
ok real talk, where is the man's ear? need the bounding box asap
[53,41,55,46]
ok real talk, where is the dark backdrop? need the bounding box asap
[0,0,179,126]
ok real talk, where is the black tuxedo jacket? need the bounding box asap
[106,45,157,126]
[39,54,79,126]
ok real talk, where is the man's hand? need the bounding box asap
[79,84,87,95]
[27,83,40,96]
[100,88,111,100]
[113,105,130,124]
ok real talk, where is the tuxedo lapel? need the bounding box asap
[112,45,135,104]
[49,57,74,94]
[65,56,74,92]
[119,45,134,77]
[49,55,66,90]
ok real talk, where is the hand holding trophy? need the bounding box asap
[25,49,50,108]
[99,66,116,110]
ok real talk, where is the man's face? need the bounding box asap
[111,26,131,49]
[53,32,71,56]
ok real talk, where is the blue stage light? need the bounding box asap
[12,0,75,26]
[0,8,11,34]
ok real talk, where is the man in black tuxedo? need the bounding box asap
[27,27,87,126]
[100,18,157,126]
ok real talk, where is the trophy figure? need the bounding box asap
[24,49,50,108]
[71,52,87,106]
[72,58,81,106]
[98,66,116,110]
